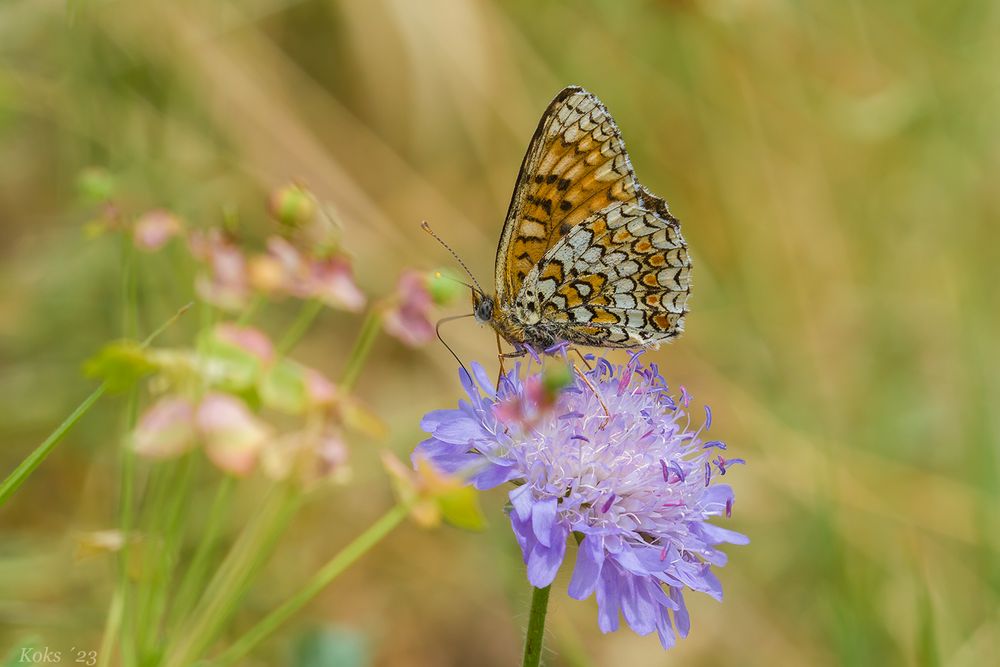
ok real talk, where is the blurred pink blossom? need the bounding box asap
[304,367,338,407]
[383,271,435,347]
[262,427,350,487]
[260,236,365,311]
[307,254,366,311]
[133,209,183,252]
[133,396,198,459]
[189,229,251,311]
[213,323,275,366]
[196,393,272,477]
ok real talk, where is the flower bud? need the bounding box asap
[427,268,465,306]
[268,183,316,229]
[76,167,116,203]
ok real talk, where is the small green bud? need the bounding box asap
[268,183,316,229]
[76,167,116,203]
[427,268,466,306]
[541,363,573,399]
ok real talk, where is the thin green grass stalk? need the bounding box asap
[340,308,382,391]
[162,484,298,667]
[522,585,552,667]
[103,388,140,667]
[167,476,236,632]
[139,452,199,663]
[236,294,265,326]
[277,299,323,355]
[131,459,176,658]
[99,237,142,667]
[0,302,191,509]
[0,385,107,506]
[213,502,410,666]
[206,490,304,649]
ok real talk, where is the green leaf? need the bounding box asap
[437,486,487,531]
[259,358,308,414]
[83,340,157,392]
[198,329,264,392]
[292,626,368,667]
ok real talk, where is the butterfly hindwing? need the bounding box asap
[519,202,691,347]
[495,86,640,304]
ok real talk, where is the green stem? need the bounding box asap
[213,502,410,666]
[340,309,382,391]
[0,302,190,509]
[522,585,552,667]
[161,484,298,667]
[138,453,198,662]
[167,476,235,631]
[277,299,323,355]
[110,387,140,667]
[0,384,107,506]
[99,236,142,667]
[236,294,265,326]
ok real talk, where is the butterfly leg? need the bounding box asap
[573,365,611,430]
[495,334,529,388]
[570,347,593,371]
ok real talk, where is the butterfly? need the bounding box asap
[465,85,691,357]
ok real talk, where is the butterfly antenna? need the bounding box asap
[435,313,474,377]
[421,221,486,296]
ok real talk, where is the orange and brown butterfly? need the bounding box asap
[430,85,691,356]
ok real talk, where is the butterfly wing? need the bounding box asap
[522,201,691,347]
[494,86,642,306]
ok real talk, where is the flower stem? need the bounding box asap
[167,475,235,631]
[277,298,323,355]
[0,384,107,506]
[340,308,382,391]
[522,585,552,667]
[212,502,410,666]
[0,302,190,509]
[161,483,299,667]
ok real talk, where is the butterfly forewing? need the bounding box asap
[495,87,641,304]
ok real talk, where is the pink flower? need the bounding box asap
[383,271,435,347]
[133,209,183,252]
[261,427,350,487]
[304,367,338,406]
[257,236,365,311]
[196,393,272,477]
[306,255,366,311]
[213,323,275,366]
[133,396,198,459]
[189,229,251,311]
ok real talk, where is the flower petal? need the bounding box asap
[509,484,533,522]
[531,497,558,547]
[568,534,605,599]
[526,533,566,588]
[595,566,622,633]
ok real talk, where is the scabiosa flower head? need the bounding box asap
[415,354,747,649]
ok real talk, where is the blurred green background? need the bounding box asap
[2,0,998,665]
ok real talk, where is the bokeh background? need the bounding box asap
[2,1,999,665]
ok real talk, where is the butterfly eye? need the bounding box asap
[475,297,494,323]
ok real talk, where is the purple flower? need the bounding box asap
[415,354,747,649]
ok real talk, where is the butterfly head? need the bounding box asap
[472,291,494,324]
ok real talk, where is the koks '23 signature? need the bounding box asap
[17,647,97,666]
